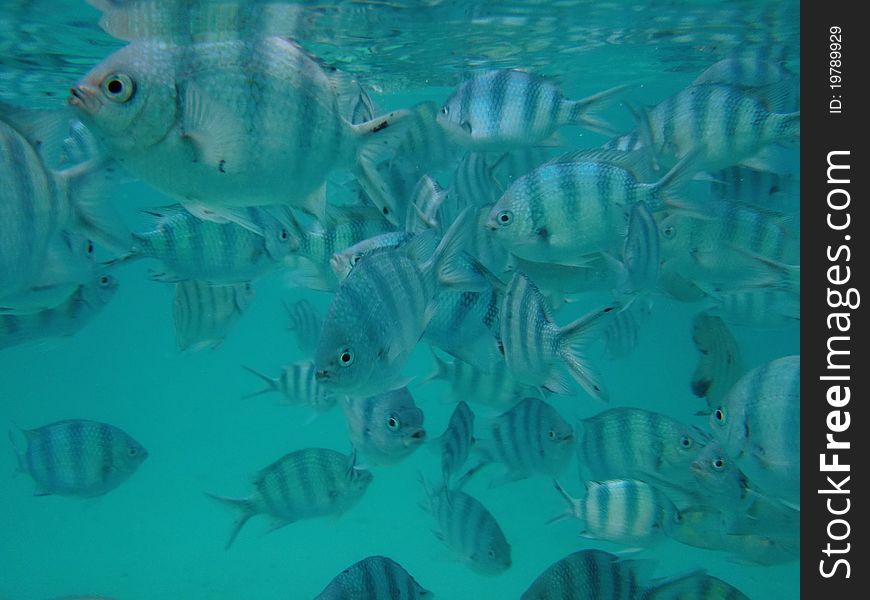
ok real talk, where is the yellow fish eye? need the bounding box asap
[102,73,135,103]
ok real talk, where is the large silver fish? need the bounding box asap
[11,419,147,497]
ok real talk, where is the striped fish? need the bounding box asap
[70,36,413,224]
[692,56,799,113]
[499,272,617,399]
[424,284,503,371]
[643,83,800,172]
[426,352,541,410]
[643,572,751,600]
[314,210,472,396]
[419,478,511,575]
[710,355,799,503]
[110,205,295,284]
[242,361,336,413]
[284,298,323,356]
[11,419,147,497]
[314,555,432,600]
[702,287,800,328]
[207,448,373,549]
[708,165,798,214]
[520,548,649,600]
[577,408,709,491]
[437,69,624,151]
[690,314,743,413]
[483,397,574,480]
[619,202,661,297]
[342,387,426,466]
[0,273,118,351]
[438,400,475,483]
[173,280,253,352]
[395,101,459,172]
[486,152,696,266]
[603,298,652,360]
[658,200,799,292]
[450,152,504,209]
[330,231,416,283]
[553,479,681,548]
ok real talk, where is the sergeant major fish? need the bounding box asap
[10,419,147,497]
[437,400,475,483]
[314,555,432,600]
[342,387,426,466]
[242,361,336,413]
[173,280,253,352]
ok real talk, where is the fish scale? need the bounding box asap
[315,556,432,600]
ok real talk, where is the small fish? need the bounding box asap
[643,572,751,600]
[284,298,322,356]
[69,36,413,223]
[173,280,253,352]
[710,355,799,503]
[242,362,336,413]
[426,352,541,410]
[0,273,118,351]
[437,401,475,483]
[499,272,617,399]
[314,211,472,396]
[577,407,709,491]
[342,387,426,466]
[486,151,695,266]
[520,548,650,600]
[419,478,511,575]
[553,479,681,548]
[689,441,753,511]
[643,83,800,172]
[207,448,372,549]
[314,555,433,600]
[437,69,624,150]
[483,397,574,481]
[690,314,743,413]
[109,205,295,284]
[10,419,147,497]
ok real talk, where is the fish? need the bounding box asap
[437,401,475,483]
[426,352,541,410]
[692,56,799,113]
[173,280,253,352]
[710,355,799,503]
[330,231,417,283]
[410,174,449,230]
[690,314,743,413]
[242,362,336,413]
[342,387,426,466]
[394,100,460,172]
[485,151,696,266]
[0,273,119,350]
[700,287,800,328]
[419,478,511,575]
[283,298,322,356]
[641,83,800,172]
[314,555,433,600]
[576,407,709,491]
[520,548,651,600]
[207,448,373,549]
[642,572,751,600]
[553,479,681,548]
[499,272,617,399]
[314,210,472,396]
[449,152,504,209]
[108,205,296,284]
[707,165,799,214]
[616,201,661,298]
[68,36,412,223]
[10,419,147,497]
[0,106,125,304]
[437,69,625,150]
[479,397,574,481]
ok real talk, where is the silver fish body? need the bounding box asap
[424,285,502,371]
[243,361,336,413]
[520,548,647,600]
[439,400,475,482]
[208,448,372,548]
[710,355,799,502]
[427,352,541,410]
[12,419,147,497]
[173,280,253,351]
[314,555,432,600]
[342,387,426,465]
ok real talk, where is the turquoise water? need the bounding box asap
[0,1,799,599]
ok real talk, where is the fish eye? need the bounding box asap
[102,73,135,103]
[86,240,94,254]
[99,276,110,286]
[338,348,354,367]
[496,210,513,226]
[711,457,726,471]
[441,105,449,116]
[351,253,362,265]
[679,435,693,449]
[129,447,137,456]
[279,229,289,241]
[547,430,556,440]
[662,225,675,239]
[488,549,495,559]
[713,407,726,424]
[387,416,400,431]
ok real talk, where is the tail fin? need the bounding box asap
[423,208,477,289]
[547,479,585,525]
[204,493,257,550]
[352,109,414,225]
[60,159,131,254]
[424,348,451,385]
[648,148,703,211]
[240,366,280,399]
[557,303,621,402]
[561,83,630,137]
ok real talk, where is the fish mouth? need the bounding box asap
[314,370,330,382]
[406,429,426,445]
[68,83,101,114]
